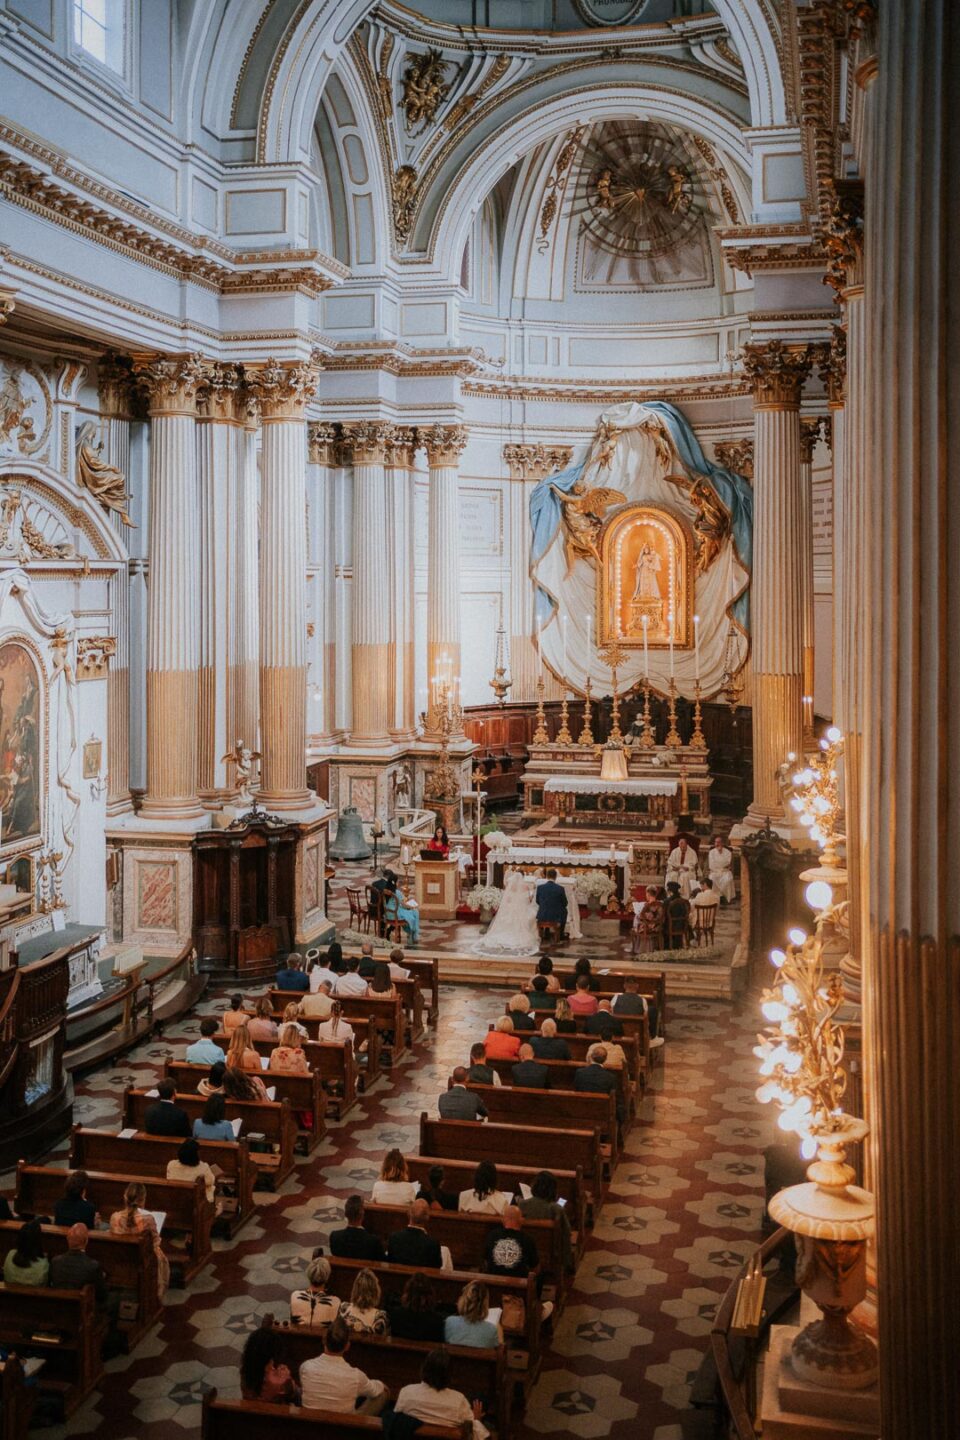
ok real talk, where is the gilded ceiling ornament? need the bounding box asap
[401,48,451,133]
[538,125,585,250]
[550,480,627,575]
[392,165,417,245]
[443,54,510,131]
[75,421,134,527]
[741,340,815,407]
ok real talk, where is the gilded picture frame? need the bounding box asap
[597,504,694,649]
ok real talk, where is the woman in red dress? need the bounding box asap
[427,824,450,858]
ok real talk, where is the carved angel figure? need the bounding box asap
[689,478,731,573]
[75,422,134,526]
[550,480,627,574]
[401,48,450,131]
[222,738,262,806]
[0,371,36,449]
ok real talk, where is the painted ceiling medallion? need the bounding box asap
[576,121,703,266]
[573,0,651,26]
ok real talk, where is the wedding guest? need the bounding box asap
[553,997,577,1034]
[3,1218,49,1287]
[193,1092,236,1142]
[387,1272,446,1343]
[527,974,557,1012]
[308,951,338,993]
[223,1063,267,1102]
[528,954,561,993]
[222,993,245,1032]
[275,953,309,992]
[484,1015,521,1060]
[281,1001,310,1038]
[416,1164,459,1212]
[517,1170,575,1274]
[387,946,411,981]
[247,996,278,1042]
[568,974,600,1016]
[566,957,600,992]
[467,1042,501,1086]
[443,1281,500,1349]
[426,824,450,857]
[316,1000,354,1044]
[109,1182,169,1296]
[438,1067,487,1122]
[633,885,664,954]
[512,1043,549,1089]
[365,960,397,1000]
[584,999,624,1039]
[186,1016,224,1066]
[270,1023,311,1073]
[329,1196,385,1261]
[144,1077,191,1137]
[290,1253,340,1328]
[240,1327,300,1404]
[197,1060,226,1098]
[384,879,420,944]
[166,1137,217,1204]
[530,1017,571,1061]
[225,1024,261,1073]
[396,1348,490,1439]
[53,1170,98,1228]
[334,958,368,998]
[665,881,692,948]
[458,1161,510,1216]
[298,1316,387,1415]
[371,1149,418,1206]
[507,992,535,1031]
[49,1224,109,1309]
[339,1267,390,1337]
[386,1200,443,1268]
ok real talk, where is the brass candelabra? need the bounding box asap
[556,684,573,745]
[577,676,595,745]
[599,641,626,742]
[422,679,461,802]
[637,679,656,749]
[665,677,682,748]
[689,679,707,750]
[532,673,549,744]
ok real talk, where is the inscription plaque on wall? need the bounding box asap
[459,488,503,557]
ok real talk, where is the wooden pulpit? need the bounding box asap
[414,857,458,921]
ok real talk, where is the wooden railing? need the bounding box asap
[0,965,20,1092]
[709,1226,797,1440]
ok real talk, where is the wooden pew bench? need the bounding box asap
[0,1351,33,1440]
[403,1153,588,1251]
[464,1083,621,1162]
[501,1008,652,1077]
[339,951,441,1026]
[263,1011,383,1087]
[271,989,411,1055]
[211,1034,358,1120]
[165,1061,326,1153]
[0,1221,159,1352]
[484,1054,638,1121]
[123,1087,298,1187]
[0,1283,104,1417]
[487,1020,644,1083]
[15,1163,213,1285]
[69,1127,257,1236]
[420,1114,604,1208]
[202,1391,462,1440]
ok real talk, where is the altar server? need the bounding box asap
[665,836,700,898]
[707,836,736,904]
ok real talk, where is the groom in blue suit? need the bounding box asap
[535,868,568,938]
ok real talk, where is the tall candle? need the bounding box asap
[641,614,649,678]
[668,612,675,677]
[693,614,701,681]
[586,614,593,656]
[561,614,568,680]
[537,619,543,677]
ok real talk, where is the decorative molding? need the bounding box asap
[800,416,826,464]
[387,425,416,468]
[76,635,117,681]
[503,443,573,482]
[0,288,14,324]
[246,358,321,421]
[718,225,828,276]
[818,325,847,406]
[741,340,816,408]
[443,53,511,130]
[421,423,467,466]
[820,179,865,294]
[339,420,395,466]
[714,439,754,480]
[401,48,452,133]
[308,422,338,466]
[131,353,205,415]
[463,374,752,404]
[392,165,418,245]
[538,126,584,249]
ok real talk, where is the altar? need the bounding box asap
[522,740,712,835]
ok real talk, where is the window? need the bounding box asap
[73,0,125,74]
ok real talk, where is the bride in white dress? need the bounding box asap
[477,871,582,957]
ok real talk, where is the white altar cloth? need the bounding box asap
[543,776,678,797]
[486,843,631,887]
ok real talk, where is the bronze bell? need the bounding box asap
[329,805,372,860]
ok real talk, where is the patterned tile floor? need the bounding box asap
[5,972,777,1440]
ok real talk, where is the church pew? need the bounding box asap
[202,1392,462,1440]
[0,1283,105,1417]
[542,968,667,1031]
[491,1025,642,1082]
[464,1082,621,1159]
[420,1113,604,1202]
[359,1202,566,1293]
[270,988,413,1051]
[69,1127,257,1235]
[122,1087,297,1187]
[164,1061,327,1152]
[0,1220,159,1351]
[0,1351,33,1440]
[15,1162,213,1284]
[402,1153,588,1250]
[339,951,441,1025]
[211,1034,358,1119]
[322,1257,541,1369]
[483,1055,637,1120]
[261,1319,512,1440]
[261,1011,383,1086]
[499,1010,651,1076]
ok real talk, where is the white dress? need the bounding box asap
[477,872,540,956]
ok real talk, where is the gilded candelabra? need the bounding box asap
[689,679,707,750]
[556,684,573,745]
[577,676,595,745]
[488,618,512,705]
[664,677,682,748]
[787,726,843,866]
[422,679,461,802]
[532,673,549,744]
[637,679,656,749]
[599,641,626,742]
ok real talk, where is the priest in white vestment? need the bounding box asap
[666,837,700,898]
[707,836,736,904]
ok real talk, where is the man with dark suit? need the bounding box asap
[276,953,310,991]
[357,940,379,979]
[573,1045,624,1125]
[329,1196,386,1261]
[535,868,567,936]
[530,1019,571,1061]
[613,976,656,1036]
[512,1043,549,1089]
[584,1000,625,1039]
[144,1077,191,1137]
[49,1224,109,1311]
[438,1068,487,1120]
[527,975,557,1012]
[386,1200,443,1268]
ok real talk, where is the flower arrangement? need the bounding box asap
[466,884,503,914]
[482,830,510,852]
[574,869,616,905]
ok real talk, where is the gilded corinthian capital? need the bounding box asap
[308,422,338,465]
[741,340,815,409]
[714,439,754,480]
[503,443,573,482]
[246,358,321,421]
[340,421,395,465]
[818,326,847,407]
[97,353,135,417]
[420,423,467,466]
[132,352,206,414]
[800,417,826,464]
[196,362,242,422]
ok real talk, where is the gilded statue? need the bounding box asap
[401,48,450,131]
[689,478,731,573]
[551,479,626,574]
[75,421,134,526]
[392,165,418,244]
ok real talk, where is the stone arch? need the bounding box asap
[0,461,128,566]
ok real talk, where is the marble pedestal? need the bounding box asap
[760,1326,880,1440]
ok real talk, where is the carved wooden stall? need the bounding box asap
[0,946,72,1168]
[192,814,300,979]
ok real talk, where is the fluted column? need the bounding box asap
[388,426,417,740]
[342,421,393,745]
[864,7,960,1431]
[98,355,134,815]
[742,341,814,817]
[799,417,822,745]
[133,353,204,818]
[249,360,319,809]
[307,423,335,744]
[504,444,573,702]
[423,423,468,732]
[231,393,260,760]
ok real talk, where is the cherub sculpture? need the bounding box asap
[550,479,627,574]
[222,738,262,806]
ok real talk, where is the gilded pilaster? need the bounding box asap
[799,416,823,744]
[423,422,468,732]
[307,423,337,744]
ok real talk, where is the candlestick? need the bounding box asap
[668,611,675,678]
[641,614,649,678]
[537,619,543,679]
[690,678,707,750]
[638,678,656,749]
[577,676,594,745]
[532,673,548,744]
[556,684,573,745]
[665,676,682,748]
[586,613,592,657]
[694,613,701,682]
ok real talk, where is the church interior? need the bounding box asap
[0,1,955,1437]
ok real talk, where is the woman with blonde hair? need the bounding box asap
[282,1001,309,1039]
[444,1280,500,1348]
[483,1013,521,1060]
[109,1181,169,1296]
[271,1023,311,1074]
[247,995,278,1042]
[316,999,354,1044]
[371,1148,417,1205]
[225,1023,261,1073]
[290,1253,340,1327]
[507,992,534,1031]
[553,995,577,1034]
[340,1267,390,1336]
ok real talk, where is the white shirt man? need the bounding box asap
[707,838,736,904]
[299,1344,386,1414]
[299,984,334,1019]
[666,838,700,898]
[309,963,338,994]
[692,879,718,913]
[334,966,368,997]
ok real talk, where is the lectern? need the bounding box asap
[414,857,458,921]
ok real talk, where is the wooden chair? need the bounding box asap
[692,899,719,945]
[363,886,381,935]
[379,893,406,946]
[665,907,692,949]
[346,887,366,932]
[537,920,562,949]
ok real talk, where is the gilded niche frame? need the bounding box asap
[597,505,694,649]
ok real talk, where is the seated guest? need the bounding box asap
[527,974,557,1012]
[270,1022,311,1074]
[518,1170,575,1274]
[371,1149,418,1206]
[49,1223,109,1309]
[387,1200,443,1269]
[247,996,279,1042]
[664,881,692,948]
[574,1045,623,1124]
[240,1327,300,1404]
[325,941,346,975]
[512,1043,549,1089]
[383,878,420,945]
[224,1024,262,1074]
[443,1281,501,1350]
[467,1042,501,1086]
[166,1137,217,1204]
[340,1267,390,1337]
[223,1063,267,1102]
[484,1015,521,1061]
[387,1271,446,1343]
[458,1161,510,1216]
[531,1018,571,1061]
[387,946,411,981]
[329,1195,385,1261]
[275,953,309,991]
[334,957,368,997]
[357,941,378,979]
[527,954,561,993]
[568,974,600,1016]
[308,951,339,993]
[692,876,719,919]
[193,1093,237,1142]
[315,1000,354,1044]
[416,1164,459,1212]
[438,1067,488,1121]
[552,998,577,1034]
[109,1182,169,1297]
[280,1001,310,1039]
[0,1196,13,1221]
[145,1077,191,1137]
[197,1060,226,1098]
[299,1316,388,1415]
[54,1170,98,1229]
[3,1218,49,1287]
[614,975,657,1038]
[426,824,450,857]
[397,1347,490,1440]
[186,1016,225,1066]
[222,993,245,1033]
[507,992,535,1031]
[584,999,624,1039]
[598,1036,627,1071]
[483,1205,551,1311]
[566,957,600,992]
[365,959,397,1000]
[291,1253,340,1327]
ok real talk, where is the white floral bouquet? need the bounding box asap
[574,869,617,905]
[482,830,511,853]
[466,884,504,913]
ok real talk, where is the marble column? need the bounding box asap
[504,444,572,702]
[799,416,822,746]
[231,391,260,762]
[132,353,204,818]
[742,341,814,818]
[97,355,134,815]
[307,423,336,745]
[342,421,393,745]
[388,426,417,740]
[249,360,319,809]
[864,6,960,1431]
[422,423,467,732]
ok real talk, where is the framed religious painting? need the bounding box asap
[0,639,43,853]
[597,504,693,648]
